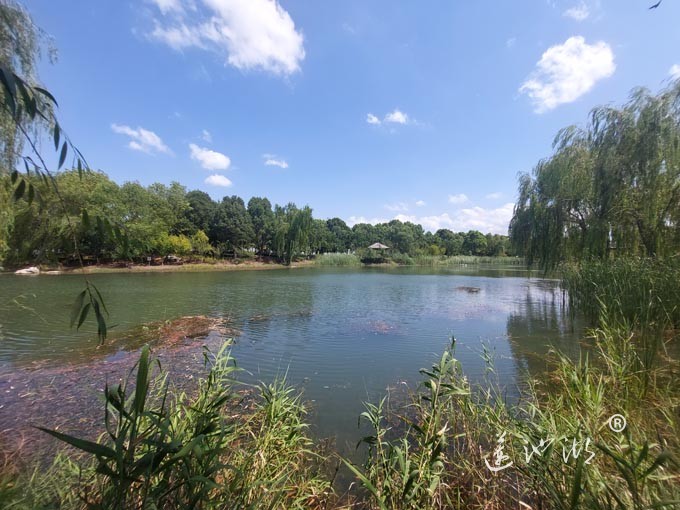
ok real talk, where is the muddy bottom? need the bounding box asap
[0,316,240,462]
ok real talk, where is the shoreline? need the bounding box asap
[4,259,316,275]
[3,257,527,275]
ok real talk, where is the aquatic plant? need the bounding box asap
[314,253,362,267]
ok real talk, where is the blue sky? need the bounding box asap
[24,0,680,234]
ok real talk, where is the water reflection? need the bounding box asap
[0,267,584,452]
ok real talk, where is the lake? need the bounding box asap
[0,266,583,452]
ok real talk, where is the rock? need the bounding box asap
[15,266,40,275]
[456,286,481,293]
[45,271,61,275]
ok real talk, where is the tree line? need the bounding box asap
[510,80,680,269]
[0,170,512,266]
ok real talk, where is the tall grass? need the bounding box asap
[411,255,524,267]
[345,321,680,509]
[314,253,362,267]
[0,343,332,509]
[562,257,680,328]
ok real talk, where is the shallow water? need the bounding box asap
[0,266,584,451]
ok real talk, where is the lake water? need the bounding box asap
[0,266,583,452]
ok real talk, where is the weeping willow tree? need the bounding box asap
[510,80,680,269]
[1,0,111,340]
[0,0,56,261]
[273,204,313,265]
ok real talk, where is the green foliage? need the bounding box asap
[211,195,254,256]
[190,229,213,257]
[346,320,680,509]
[562,257,680,329]
[511,81,680,269]
[247,196,274,253]
[8,343,333,509]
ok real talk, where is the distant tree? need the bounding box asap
[185,190,216,235]
[211,196,255,256]
[351,223,377,250]
[435,229,464,255]
[463,230,487,256]
[190,230,213,257]
[272,204,313,264]
[326,217,352,252]
[247,196,274,253]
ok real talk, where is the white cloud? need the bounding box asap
[347,201,514,234]
[485,192,503,200]
[563,2,590,21]
[670,64,680,80]
[448,193,469,205]
[454,203,514,234]
[204,174,233,187]
[506,37,516,49]
[366,113,381,125]
[264,158,288,168]
[149,0,305,76]
[384,109,408,124]
[520,36,615,113]
[346,215,388,227]
[189,143,231,170]
[415,200,426,207]
[201,129,212,142]
[148,0,183,14]
[111,124,171,154]
[384,202,409,212]
[389,203,514,234]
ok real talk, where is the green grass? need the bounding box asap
[344,322,680,509]
[562,257,680,328]
[411,255,524,267]
[314,253,362,267]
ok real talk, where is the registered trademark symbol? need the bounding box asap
[608,414,627,433]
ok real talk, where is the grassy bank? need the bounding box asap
[313,253,524,268]
[26,259,315,275]
[313,253,362,267]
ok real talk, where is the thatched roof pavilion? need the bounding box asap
[368,242,389,250]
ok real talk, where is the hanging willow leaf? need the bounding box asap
[77,302,91,330]
[93,299,107,343]
[70,290,87,327]
[53,122,60,151]
[0,66,17,115]
[33,86,58,106]
[91,283,109,316]
[58,141,67,169]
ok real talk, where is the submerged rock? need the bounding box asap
[456,286,481,293]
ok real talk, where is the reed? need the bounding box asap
[314,253,362,267]
[561,257,680,328]
[345,317,680,509]
[0,343,333,509]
